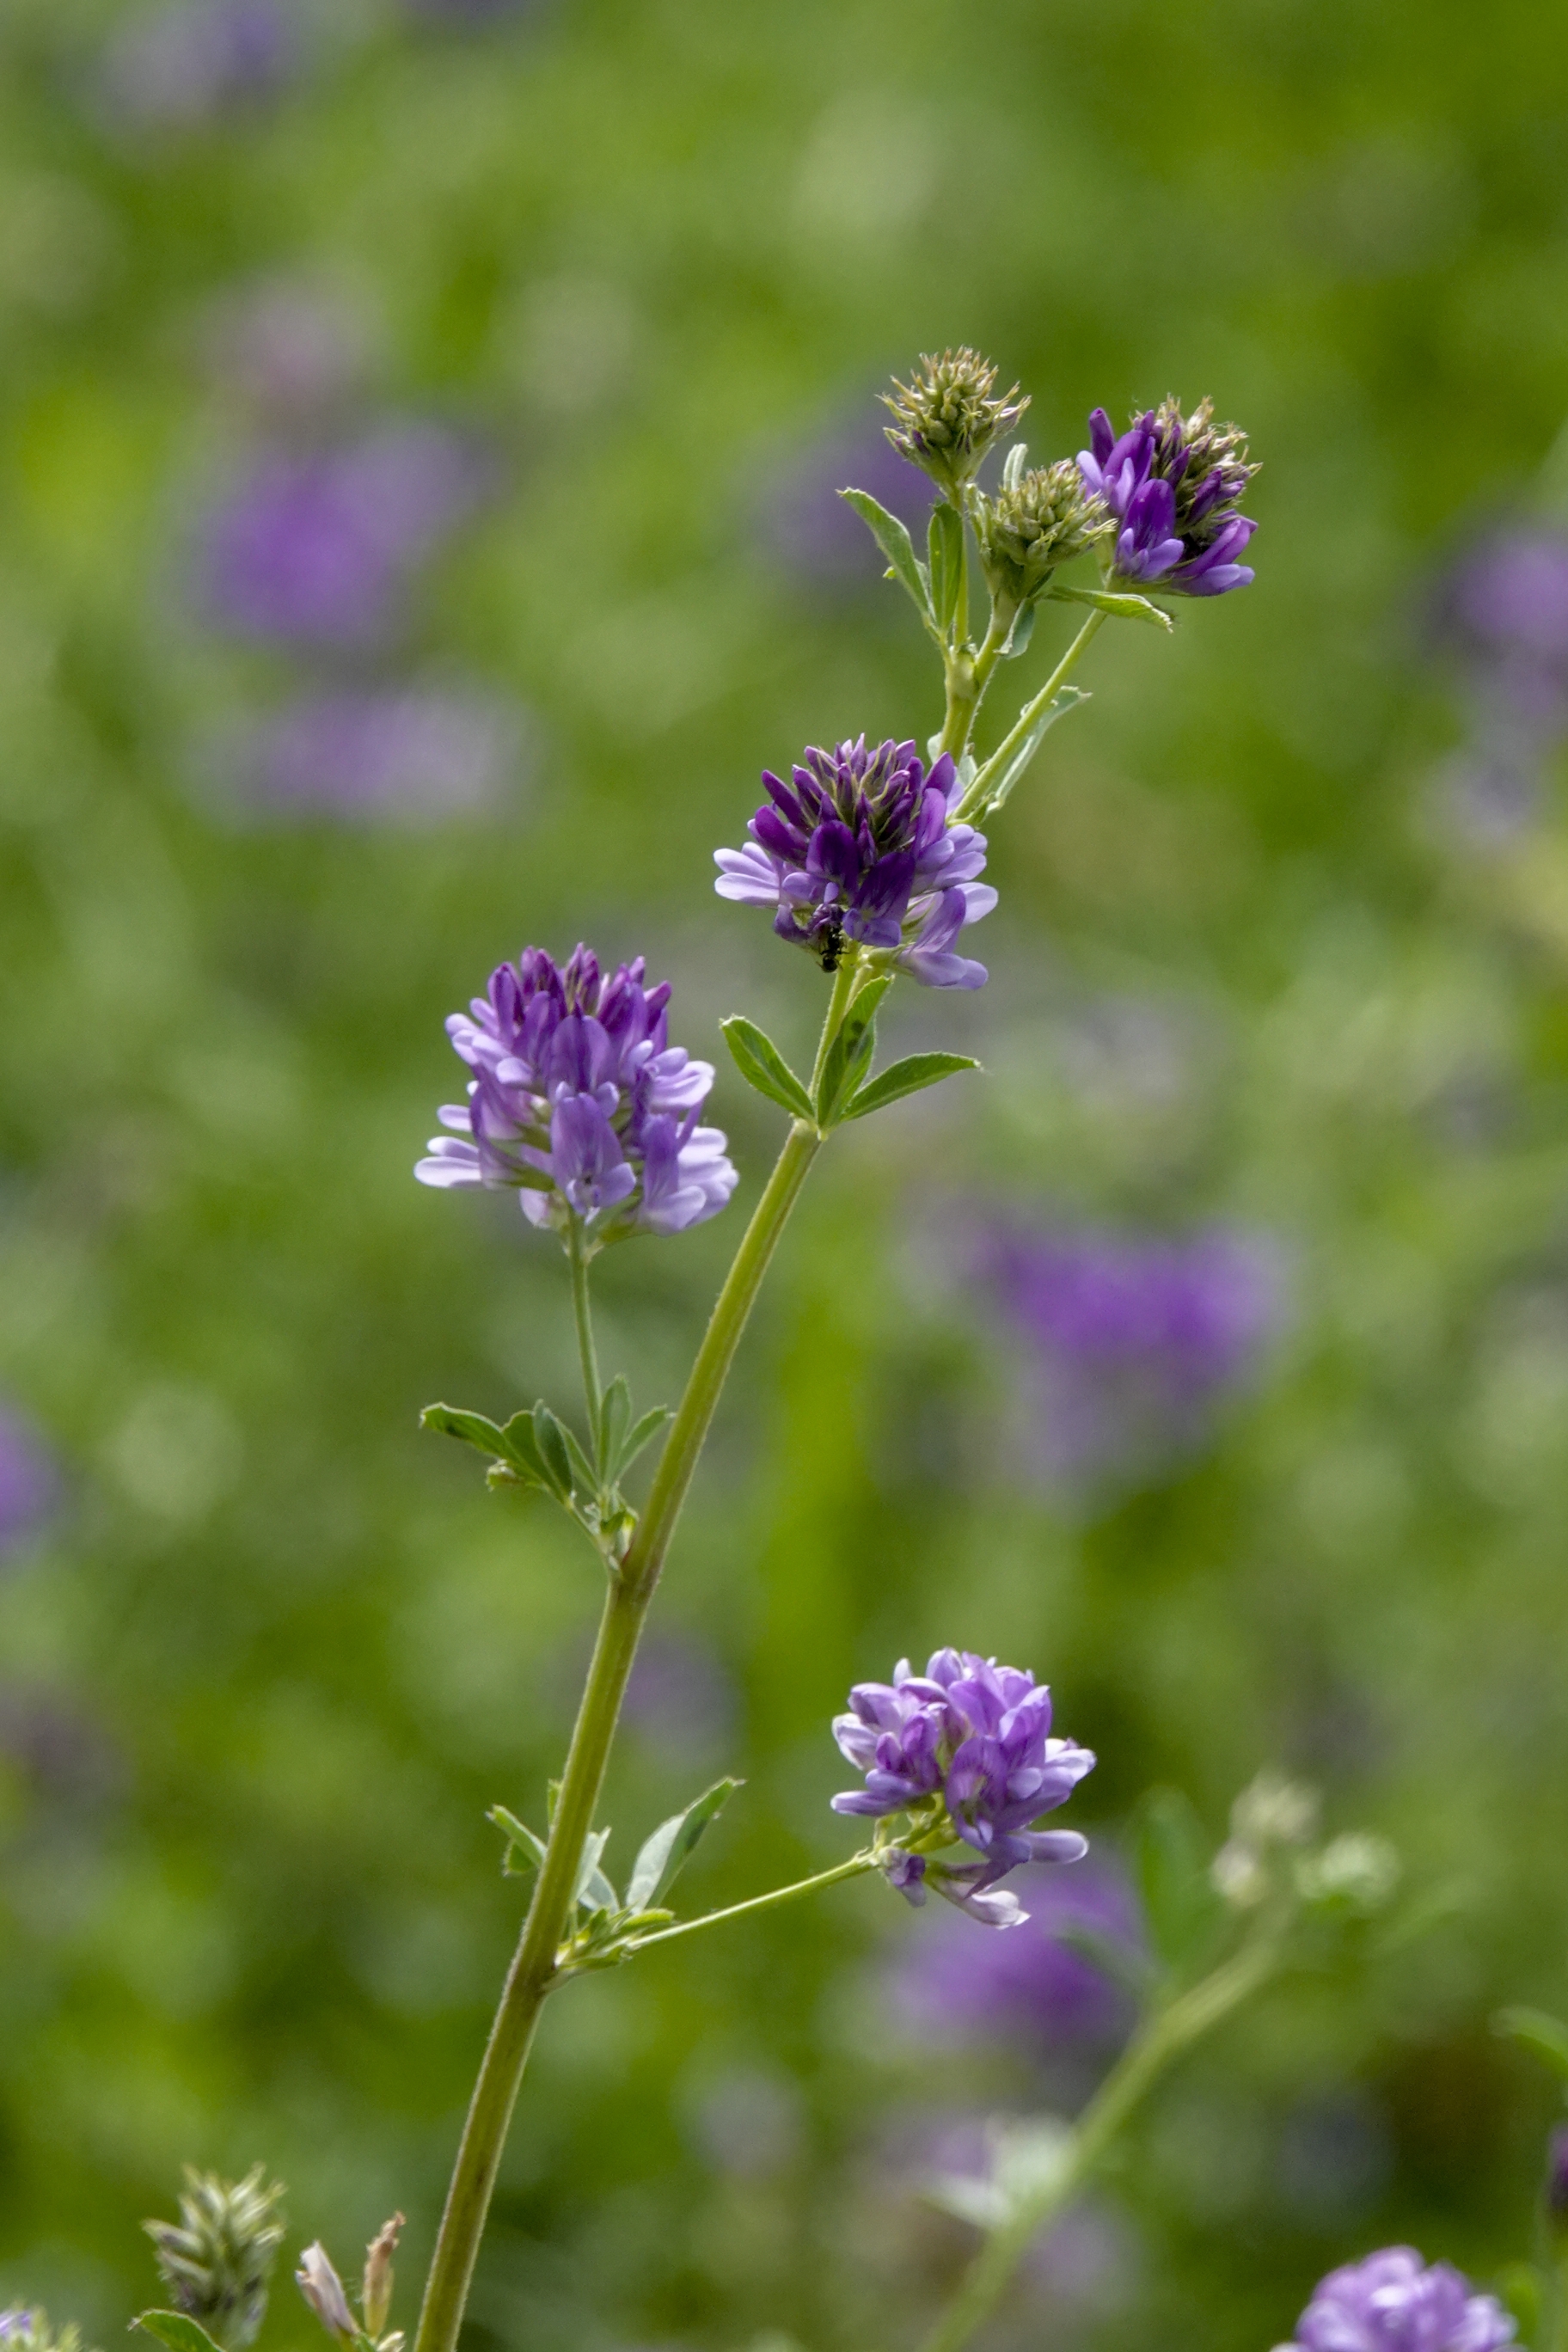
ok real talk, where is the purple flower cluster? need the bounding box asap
[715,738,995,988]
[417,944,738,1240]
[197,424,487,648]
[1078,397,1258,597]
[831,1650,1094,1927]
[988,1225,1284,1490]
[1277,2250,1515,2352]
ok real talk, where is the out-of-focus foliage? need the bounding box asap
[3,3,1568,2350]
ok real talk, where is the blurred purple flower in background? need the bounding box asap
[200,279,370,426]
[0,1407,57,1561]
[224,686,524,823]
[886,1854,1141,2046]
[1430,524,1568,847]
[0,1686,121,1806]
[1276,2247,1515,2352]
[100,0,299,133]
[195,424,489,647]
[759,422,934,584]
[620,1632,737,1756]
[986,1224,1285,1491]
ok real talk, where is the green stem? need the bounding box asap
[809,955,861,1096]
[915,1930,1280,2352]
[413,1014,839,2352]
[567,1218,602,1447]
[625,1853,876,1953]
[955,609,1106,824]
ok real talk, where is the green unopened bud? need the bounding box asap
[1230,1770,1319,1853]
[144,2167,287,2352]
[882,348,1027,495]
[1295,1832,1401,1914]
[1148,395,1259,539]
[360,2215,403,2342]
[296,2247,357,2347]
[975,456,1110,604]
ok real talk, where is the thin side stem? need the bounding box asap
[624,1853,876,1954]
[567,1218,602,1444]
[955,609,1106,824]
[915,1931,1280,2352]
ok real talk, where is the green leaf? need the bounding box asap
[422,1403,555,1492]
[616,1406,672,1480]
[815,976,892,1126]
[574,1827,617,1914]
[531,1404,578,1500]
[838,488,932,618]
[1493,2006,1568,2083]
[1003,601,1036,659]
[976,687,1088,818]
[597,1375,631,1480]
[627,1777,743,1911]
[721,1016,816,1123]
[1047,581,1173,630]
[1133,1788,1224,1978]
[134,2316,226,2352]
[928,500,966,635]
[497,1409,552,1485]
[488,1804,548,1877]
[841,1051,980,1122]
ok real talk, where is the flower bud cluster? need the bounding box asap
[417,944,738,1240]
[974,457,1111,609]
[0,2316,92,2352]
[882,348,1027,496]
[144,2166,287,2352]
[1079,395,1259,596]
[1210,1770,1319,1908]
[830,1650,1095,1928]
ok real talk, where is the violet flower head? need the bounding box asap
[830,1650,1095,1928]
[1079,395,1259,597]
[101,1,298,134]
[416,944,738,1242]
[1277,2249,1515,2352]
[195,424,487,647]
[226,686,522,824]
[715,738,996,988]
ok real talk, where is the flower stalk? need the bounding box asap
[916,1923,1283,2352]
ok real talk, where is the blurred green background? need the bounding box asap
[5,1,1568,2348]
